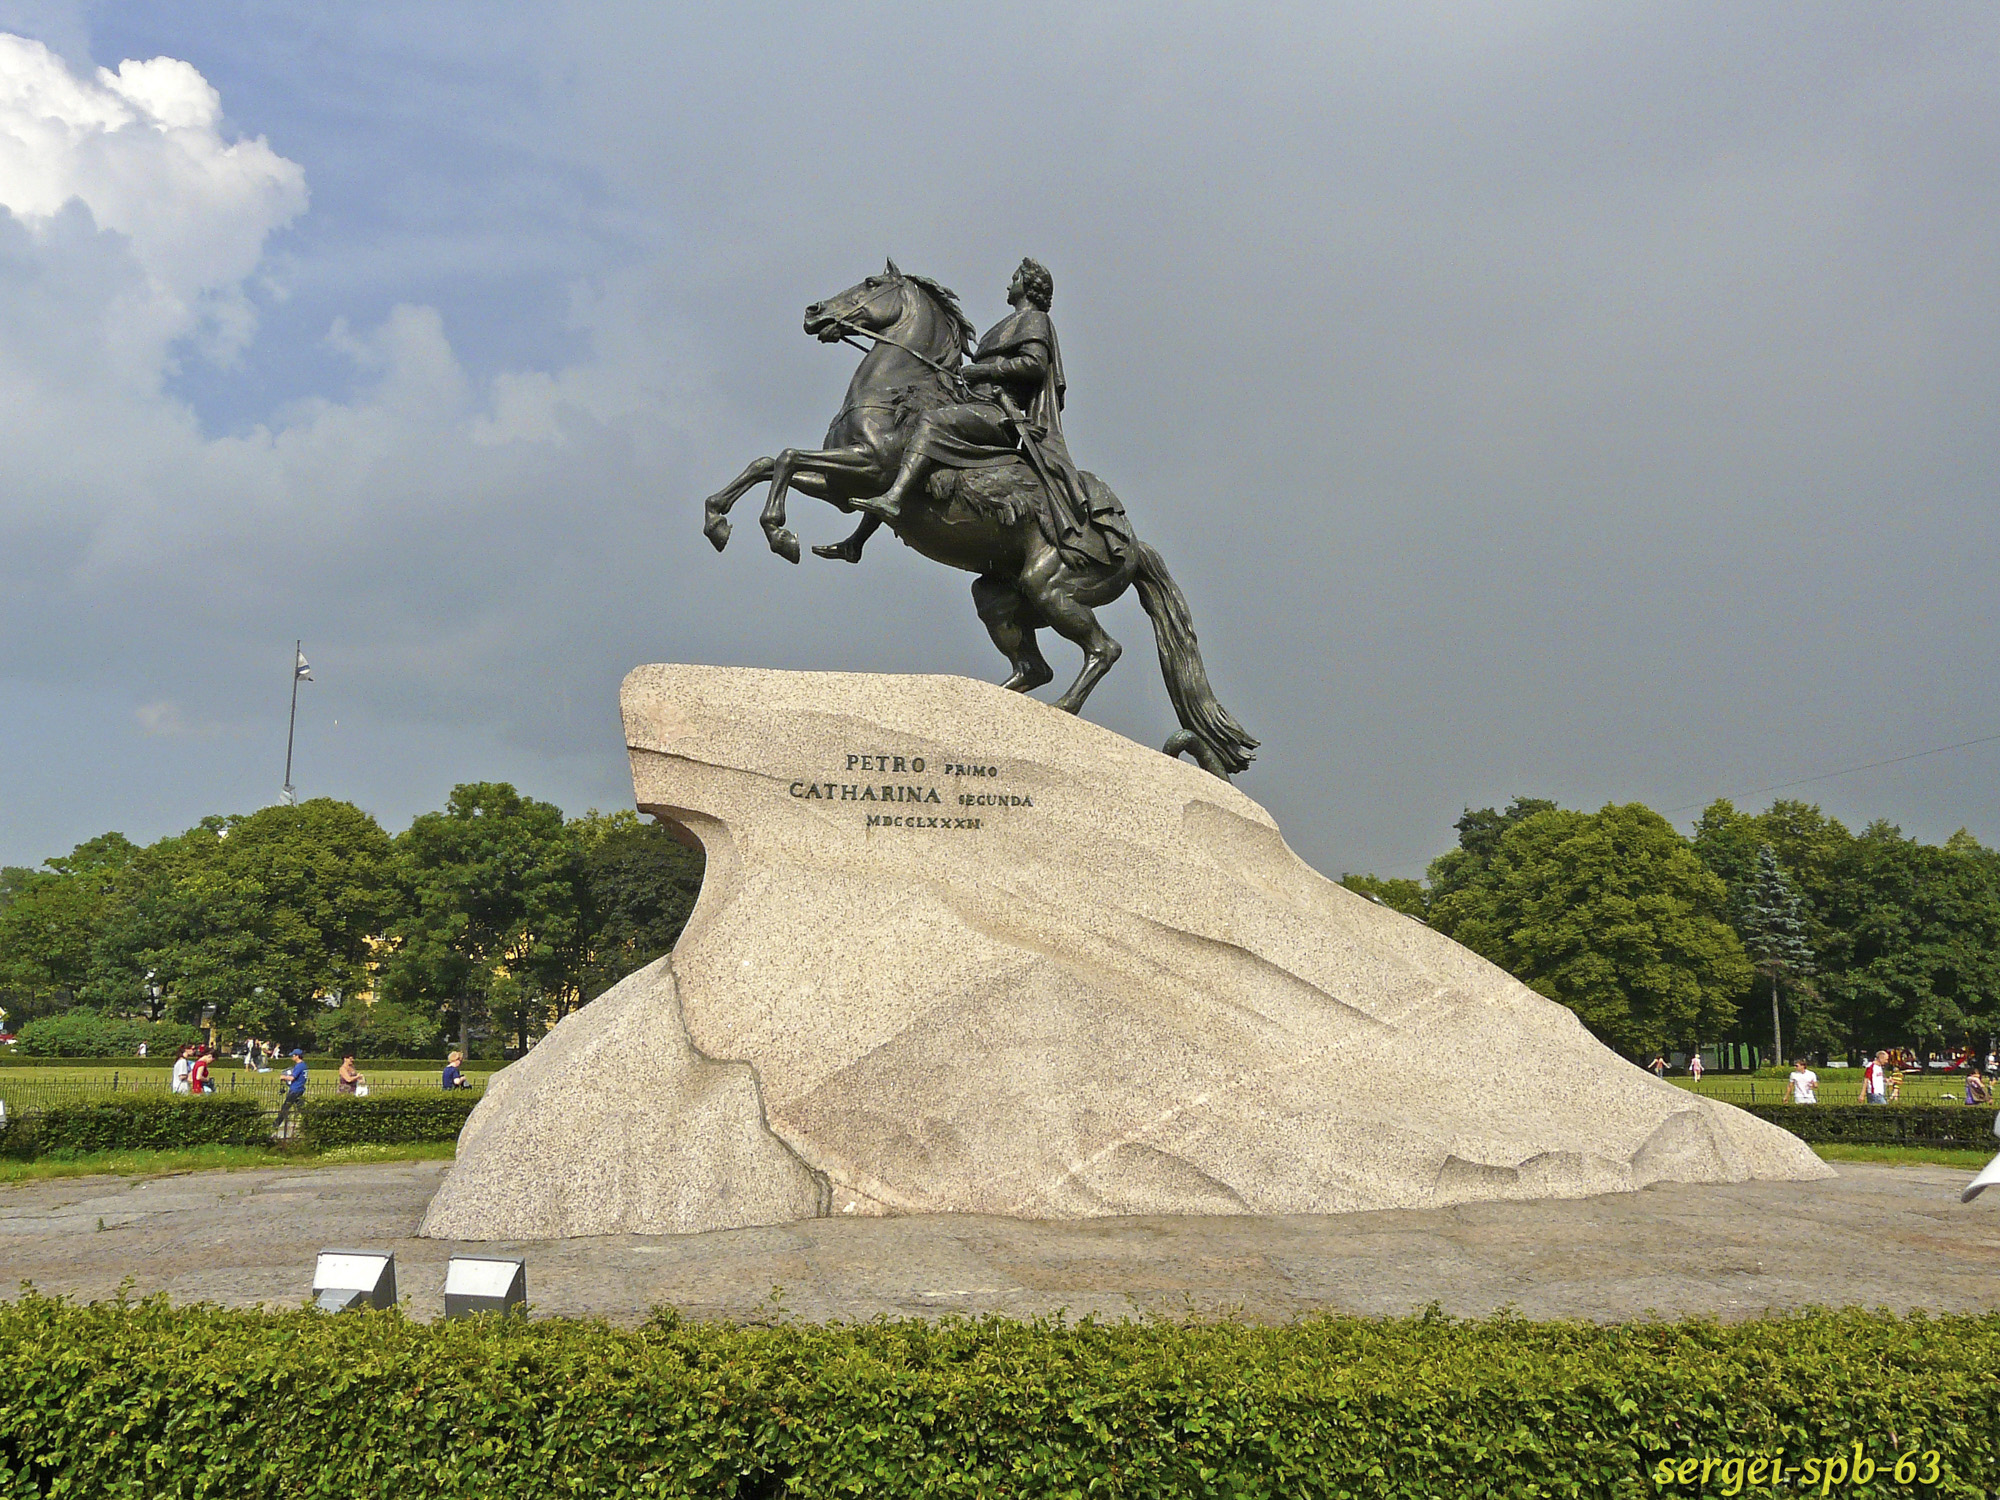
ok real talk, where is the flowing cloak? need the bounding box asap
[911,307,1130,569]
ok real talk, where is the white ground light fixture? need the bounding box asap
[312,1249,397,1312]
[1963,1113,2000,1204]
[444,1254,527,1318]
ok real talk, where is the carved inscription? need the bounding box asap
[785,748,1036,830]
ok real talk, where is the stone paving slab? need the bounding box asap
[1,1160,1994,1325]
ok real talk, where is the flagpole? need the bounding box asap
[282,639,301,806]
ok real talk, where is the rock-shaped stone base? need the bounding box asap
[422,664,1828,1239]
[418,957,826,1239]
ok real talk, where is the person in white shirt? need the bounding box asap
[1786,1059,1818,1104]
[170,1046,192,1096]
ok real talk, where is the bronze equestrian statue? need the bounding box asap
[700,259,1257,779]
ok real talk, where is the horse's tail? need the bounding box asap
[1131,539,1258,778]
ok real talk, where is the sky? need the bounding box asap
[2,2,1998,882]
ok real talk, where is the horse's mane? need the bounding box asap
[903,273,975,361]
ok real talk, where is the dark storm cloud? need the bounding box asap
[3,2,1998,881]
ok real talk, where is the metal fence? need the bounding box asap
[0,1068,483,1116]
[1671,1075,1988,1108]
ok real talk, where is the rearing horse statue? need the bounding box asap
[700,261,1257,778]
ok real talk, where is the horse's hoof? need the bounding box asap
[769,528,801,564]
[812,541,861,563]
[704,516,731,552]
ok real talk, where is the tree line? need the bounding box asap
[0,785,703,1057]
[8,781,1994,1068]
[1342,797,2000,1064]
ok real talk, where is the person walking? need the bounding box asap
[1965,1071,1991,1107]
[1649,1055,1668,1080]
[336,1052,364,1097]
[1689,1051,1705,1085]
[188,1047,212,1097]
[1860,1049,1889,1104]
[1786,1058,1819,1104]
[171,1046,193,1096]
[441,1051,470,1090]
[275,1049,308,1136]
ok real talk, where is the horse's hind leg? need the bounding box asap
[972,575,1054,692]
[1017,552,1121,713]
[703,457,777,551]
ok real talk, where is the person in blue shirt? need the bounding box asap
[441,1051,469,1090]
[275,1049,307,1135]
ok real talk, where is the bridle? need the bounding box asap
[820,279,972,399]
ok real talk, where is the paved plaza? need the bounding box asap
[1,1160,1994,1325]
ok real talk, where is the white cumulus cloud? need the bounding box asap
[0,33,305,370]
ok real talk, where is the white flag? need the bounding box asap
[295,649,313,682]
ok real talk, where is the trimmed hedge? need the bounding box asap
[0,1093,478,1159]
[1742,1103,1998,1149]
[0,1298,1993,1497]
[0,1096,271,1159]
[0,1057,179,1069]
[297,1092,479,1150]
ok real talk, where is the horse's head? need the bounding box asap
[804,260,911,344]
[804,260,975,363]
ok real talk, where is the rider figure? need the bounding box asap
[818,258,1099,563]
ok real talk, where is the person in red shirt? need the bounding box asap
[188,1047,212,1096]
[1859,1050,1889,1104]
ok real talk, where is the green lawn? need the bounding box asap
[0,1139,457,1185]
[1811,1142,1995,1170]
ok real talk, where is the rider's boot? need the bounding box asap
[813,515,880,562]
[853,452,930,522]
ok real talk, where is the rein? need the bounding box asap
[826,306,969,390]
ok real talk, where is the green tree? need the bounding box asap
[1693,798,1851,958]
[1425,798,1558,910]
[1429,802,1750,1057]
[314,998,441,1058]
[1699,799,2000,1056]
[0,866,34,912]
[382,783,582,1057]
[1737,844,1817,1062]
[0,833,141,1020]
[125,801,396,1041]
[570,810,705,1004]
[1810,822,2000,1056]
[1337,873,1427,920]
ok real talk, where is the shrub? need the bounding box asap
[298,1092,478,1150]
[0,1299,1993,1497]
[1743,1103,1998,1149]
[1,1096,270,1158]
[311,999,443,1058]
[14,1011,199,1058]
[0,1092,476,1159]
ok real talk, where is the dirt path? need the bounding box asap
[2,1160,1993,1324]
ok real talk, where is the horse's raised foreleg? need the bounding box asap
[764,445,890,564]
[702,457,778,551]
